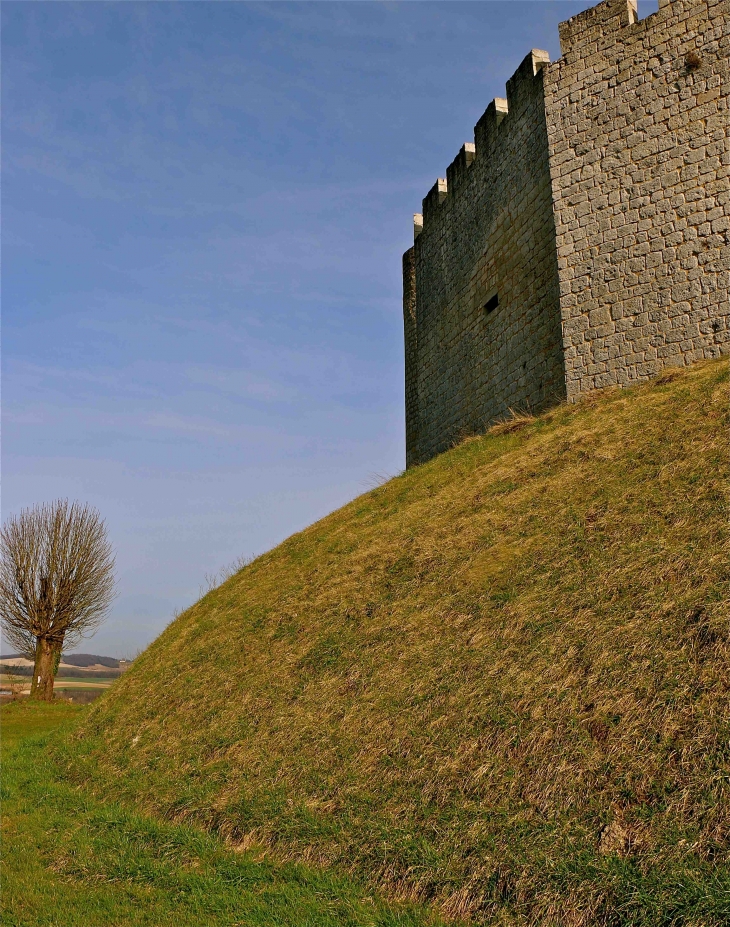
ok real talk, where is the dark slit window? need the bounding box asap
[483,293,499,315]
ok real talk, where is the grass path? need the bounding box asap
[1,702,440,927]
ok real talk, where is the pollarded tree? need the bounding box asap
[0,500,115,700]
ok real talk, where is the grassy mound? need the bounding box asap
[76,360,729,925]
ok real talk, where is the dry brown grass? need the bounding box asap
[73,359,730,926]
[487,404,540,435]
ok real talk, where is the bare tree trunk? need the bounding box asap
[29,637,56,701]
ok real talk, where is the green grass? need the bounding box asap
[47,361,730,923]
[1,699,82,750]
[54,676,115,683]
[1,702,440,927]
[52,678,113,687]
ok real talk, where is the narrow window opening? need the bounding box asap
[483,292,499,315]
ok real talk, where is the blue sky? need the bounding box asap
[3,1,655,656]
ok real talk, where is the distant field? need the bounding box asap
[0,658,122,679]
[1,702,438,927]
[51,678,113,688]
[0,677,113,686]
[0,675,114,694]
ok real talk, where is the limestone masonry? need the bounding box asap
[403,0,729,466]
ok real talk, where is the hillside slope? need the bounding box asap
[76,360,729,926]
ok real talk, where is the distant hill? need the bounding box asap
[0,653,126,678]
[0,653,122,667]
[70,361,730,923]
[61,654,121,669]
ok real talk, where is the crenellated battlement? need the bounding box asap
[418,49,550,237]
[444,142,475,197]
[421,177,448,224]
[472,97,508,156]
[555,0,697,60]
[558,0,637,58]
[505,48,550,97]
[403,0,729,467]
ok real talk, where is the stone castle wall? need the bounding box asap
[545,0,729,397]
[405,51,565,467]
[404,0,729,466]
[403,248,419,460]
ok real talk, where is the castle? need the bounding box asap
[403,0,728,466]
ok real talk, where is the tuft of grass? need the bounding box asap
[487,408,537,436]
[1,702,441,927]
[70,360,730,925]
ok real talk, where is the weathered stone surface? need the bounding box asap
[546,0,729,398]
[404,0,729,466]
[406,49,565,466]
